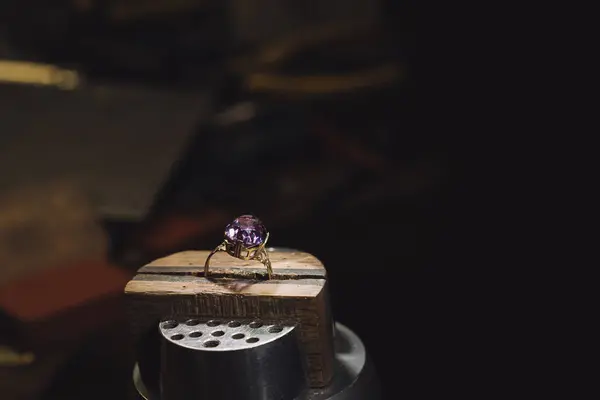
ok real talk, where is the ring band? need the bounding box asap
[204,215,273,279]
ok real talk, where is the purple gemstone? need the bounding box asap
[224,215,267,248]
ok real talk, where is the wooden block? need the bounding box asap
[124,250,334,387]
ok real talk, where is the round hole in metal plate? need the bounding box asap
[203,340,220,348]
[268,325,283,333]
[232,333,245,340]
[171,334,184,341]
[246,337,259,343]
[249,321,263,328]
[189,331,203,338]
[206,320,221,327]
[211,330,225,337]
[186,319,201,326]
[228,321,241,327]
[162,321,178,329]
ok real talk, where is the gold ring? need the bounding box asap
[204,215,272,279]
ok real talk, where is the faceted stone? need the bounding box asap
[224,215,267,248]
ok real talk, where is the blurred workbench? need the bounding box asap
[0,82,211,221]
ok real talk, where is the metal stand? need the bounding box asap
[133,322,381,400]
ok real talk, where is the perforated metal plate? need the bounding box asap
[159,318,294,351]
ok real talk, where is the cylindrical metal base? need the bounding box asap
[160,318,307,400]
[133,322,380,400]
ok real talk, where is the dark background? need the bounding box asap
[0,1,455,399]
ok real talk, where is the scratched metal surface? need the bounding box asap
[159,318,294,351]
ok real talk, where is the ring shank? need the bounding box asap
[204,242,273,279]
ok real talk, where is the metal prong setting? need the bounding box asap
[204,233,272,279]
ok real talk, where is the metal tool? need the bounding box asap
[133,320,381,400]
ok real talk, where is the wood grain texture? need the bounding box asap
[125,250,334,387]
[140,250,325,278]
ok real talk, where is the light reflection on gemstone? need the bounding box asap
[224,215,267,248]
